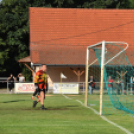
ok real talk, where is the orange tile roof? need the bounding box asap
[30,8,134,65]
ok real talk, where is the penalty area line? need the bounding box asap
[62,95,132,134]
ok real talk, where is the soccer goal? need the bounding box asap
[85,41,134,115]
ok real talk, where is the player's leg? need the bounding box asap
[40,91,44,108]
[40,90,46,110]
[33,90,44,109]
[31,87,39,100]
[33,89,40,108]
[33,89,46,110]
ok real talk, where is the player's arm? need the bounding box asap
[34,72,39,86]
[116,71,121,76]
[46,82,48,92]
[123,71,127,76]
[45,75,48,92]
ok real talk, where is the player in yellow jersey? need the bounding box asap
[33,64,48,110]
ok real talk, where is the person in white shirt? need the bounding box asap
[18,73,25,83]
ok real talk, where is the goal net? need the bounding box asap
[85,41,134,115]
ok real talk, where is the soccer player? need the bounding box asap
[33,64,48,110]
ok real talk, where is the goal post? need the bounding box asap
[84,41,134,115]
[100,41,105,115]
[84,48,89,106]
[85,41,105,115]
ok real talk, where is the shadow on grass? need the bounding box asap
[1,100,27,103]
[65,105,79,107]
[47,108,70,110]
[46,105,79,110]
[20,108,70,111]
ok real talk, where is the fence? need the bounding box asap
[49,82,134,95]
[1,79,134,94]
[0,77,8,92]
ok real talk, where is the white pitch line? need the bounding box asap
[63,95,133,134]
[76,100,99,115]
[76,100,133,134]
[62,94,72,100]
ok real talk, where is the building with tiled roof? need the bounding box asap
[29,8,134,84]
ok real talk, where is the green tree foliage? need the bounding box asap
[0,0,45,79]
[45,0,134,8]
[0,0,134,80]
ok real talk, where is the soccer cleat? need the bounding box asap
[33,101,38,108]
[31,96,35,101]
[40,107,47,110]
[40,106,47,110]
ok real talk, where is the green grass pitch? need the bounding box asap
[0,94,134,134]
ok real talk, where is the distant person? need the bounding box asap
[130,76,134,95]
[116,77,120,95]
[120,79,125,94]
[33,64,48,110]
[132,77,134,95]
[6,74,17,93]
[107,76,114,94]
[18,73,25,83]
[88,76,95,95]
[116,71,127,94]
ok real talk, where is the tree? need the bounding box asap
[0,0,134,80]
[0,0,46,79]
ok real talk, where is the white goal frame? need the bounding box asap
[85,41,129,115]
